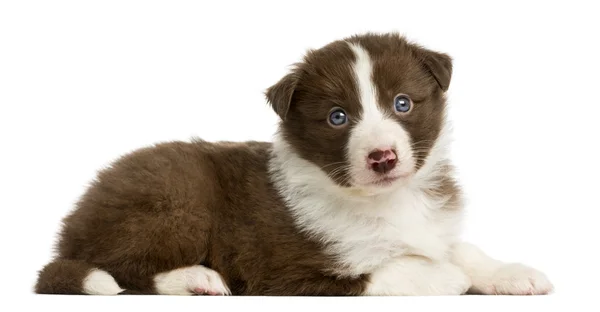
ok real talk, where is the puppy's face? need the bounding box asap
[267,33,452,194]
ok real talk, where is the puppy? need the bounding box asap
[35,33,553,296]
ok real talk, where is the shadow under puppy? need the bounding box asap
[35,32,553,296]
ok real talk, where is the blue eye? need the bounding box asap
[394,95,412,113]
[328,109,348,126]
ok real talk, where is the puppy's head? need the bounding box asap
[267,33,452,194]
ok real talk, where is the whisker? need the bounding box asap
[319,161,348,171]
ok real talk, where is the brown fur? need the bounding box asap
[424,161,464,211]
[37,140,368,295]
[35,33,454,295]
[35,259,96,294]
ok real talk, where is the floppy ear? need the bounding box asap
[265,72,299,120]
[415,47,453,92]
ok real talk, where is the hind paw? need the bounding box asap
[154,265,231,296]
[83,269,124,295]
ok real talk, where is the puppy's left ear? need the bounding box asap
[415,48,453,92]
[265,72,299,121]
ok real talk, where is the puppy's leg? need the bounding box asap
[364,256,471,296]
[154,265,231,296]
[450,242,553,295]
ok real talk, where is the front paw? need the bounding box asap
[471,263,553,295]
[417,262,472,296]
[365,259,471,296]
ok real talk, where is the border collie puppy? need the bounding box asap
[35,33,553,296]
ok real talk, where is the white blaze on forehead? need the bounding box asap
[346,42,415,187]
[347,43,384,122]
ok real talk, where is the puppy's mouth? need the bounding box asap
[370,176,401,186]
[355,173,411,188]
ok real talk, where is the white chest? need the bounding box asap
[287,186,460,277]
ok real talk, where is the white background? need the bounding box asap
[1,0,599,310]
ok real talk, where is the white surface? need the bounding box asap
[1,0,598,310]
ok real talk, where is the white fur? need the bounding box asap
[364,256,470,296]
[346,43,415,190]
[451,242,554,295]
[270,125,459,278]
[82,269,123,295]
[154,265,231,296]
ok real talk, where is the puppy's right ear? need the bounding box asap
[265,72,298,121]
[413,47,453,92]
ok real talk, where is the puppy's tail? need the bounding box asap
[34,259,123,295]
